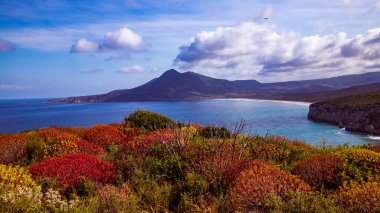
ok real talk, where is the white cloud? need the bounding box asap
[82,68,103,74]
[0,39,13,51]
[70,27,145,53]
[174,22,380,81]
[70,38,98,52]
[99,27,144,51]
[116,65,144,73]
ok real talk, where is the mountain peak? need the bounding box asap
[162,69,180,76]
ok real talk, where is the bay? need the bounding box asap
[0,98,377,145]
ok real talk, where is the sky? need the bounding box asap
[0,0,380,99]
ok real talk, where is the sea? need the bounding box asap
[0,98,378,146]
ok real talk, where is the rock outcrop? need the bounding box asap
[308,92,380,135]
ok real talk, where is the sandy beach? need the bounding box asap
[213,98,312,106]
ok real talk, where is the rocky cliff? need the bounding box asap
[308,91,380,135]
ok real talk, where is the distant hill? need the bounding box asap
[270,83,380,102]
[308,91,380,135]
[50,69,380,103]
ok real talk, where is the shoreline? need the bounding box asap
[212,98,312,106]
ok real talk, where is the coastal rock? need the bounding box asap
[308,96,380,135]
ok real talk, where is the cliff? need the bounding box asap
[308,91,380,135]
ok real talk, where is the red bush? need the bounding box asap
[229,160,311,211]
[369,144,380,153]
[29,153,115,187]
[186,140,250,196]
[82,125,126,147]
[291,154,345,190]
[123,129,174,157]
[76,140,105,155]
[0,134,29,164]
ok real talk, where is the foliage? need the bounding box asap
[29,153,116,188]
[265,191,344,213]
[336,180,380,213]
[123,129,175,158]
[131,174,172,212]
[338,148,380,181]
[291,154,345,190]
[370,143,380,153]
[0,164,38,190]
[82,124,126,147]
[92,184,139,213]
[2,111,380,212]
[0,133,29,164]
[126,109,175,130]
[228,160,311,212]
[76,140,104,156]
[199,125,231,138]
[26,138,46,164]
[185,139,249,196]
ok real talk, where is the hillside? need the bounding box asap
[308,91,380,135]
[271,83,380,102]
[50,69,380,103]
[1,110,379,212]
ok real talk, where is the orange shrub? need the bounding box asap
[336,180,380,212]
[247,135,290,163]
[229,160,310,211]
[0,134,29,164]
[291,154,345,190]
[82,125,126,147]
[37,127,79,143]
[36,127,80,158]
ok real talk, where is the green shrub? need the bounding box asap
[130,173,172,212]
[26,139,46,164]
[143,155,184,182]
[125,110,175,130]
[199,126,231,138]
[265,191,343,213]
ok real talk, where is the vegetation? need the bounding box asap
[125,109,175,130]
[316,90,380,107]
[0,110,379,212]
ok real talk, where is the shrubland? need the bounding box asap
[0,110,379,212]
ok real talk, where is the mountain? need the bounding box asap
[50,69,380,103]
[308,91,380,135]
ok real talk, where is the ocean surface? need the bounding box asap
[0,98,378,145]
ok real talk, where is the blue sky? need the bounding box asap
[0,0,380,99]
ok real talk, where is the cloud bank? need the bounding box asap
[71,27,145,53]
[174,22,380,80]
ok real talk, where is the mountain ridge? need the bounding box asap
[50,69,380,103]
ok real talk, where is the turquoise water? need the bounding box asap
[0,98,377,145]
